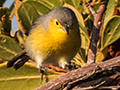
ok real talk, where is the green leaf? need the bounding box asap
[16,0,63,35]
[72,52,86,68]
[37,0,63,8]
[96,47,108,63]
[64,0,90,14]
[64,0,82,11]
[0,21,4,34]
[0,7,11,35]
[101,16,120,48]
[103,0,115,26]
[0,34,22,61]
[0,63,62,90]
[79,23,90,62]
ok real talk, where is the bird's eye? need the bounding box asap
[56,21,59,25]
[55,19,59,26]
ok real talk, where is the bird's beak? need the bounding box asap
[61,26,69,35]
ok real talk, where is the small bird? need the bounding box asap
[7,7,81,73]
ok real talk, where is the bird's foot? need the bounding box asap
[65,62,77,71]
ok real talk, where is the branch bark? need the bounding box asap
[85,0,109,64]
[35,56,120,90]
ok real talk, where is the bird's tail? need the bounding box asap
[7,49,30,70]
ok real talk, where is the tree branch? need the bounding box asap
[84,0,109,64]
[35,56,120,90]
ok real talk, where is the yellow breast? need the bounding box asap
[25,21,81,67]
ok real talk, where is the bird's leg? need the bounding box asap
[39,64,68,84]
[39,66,48,85]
